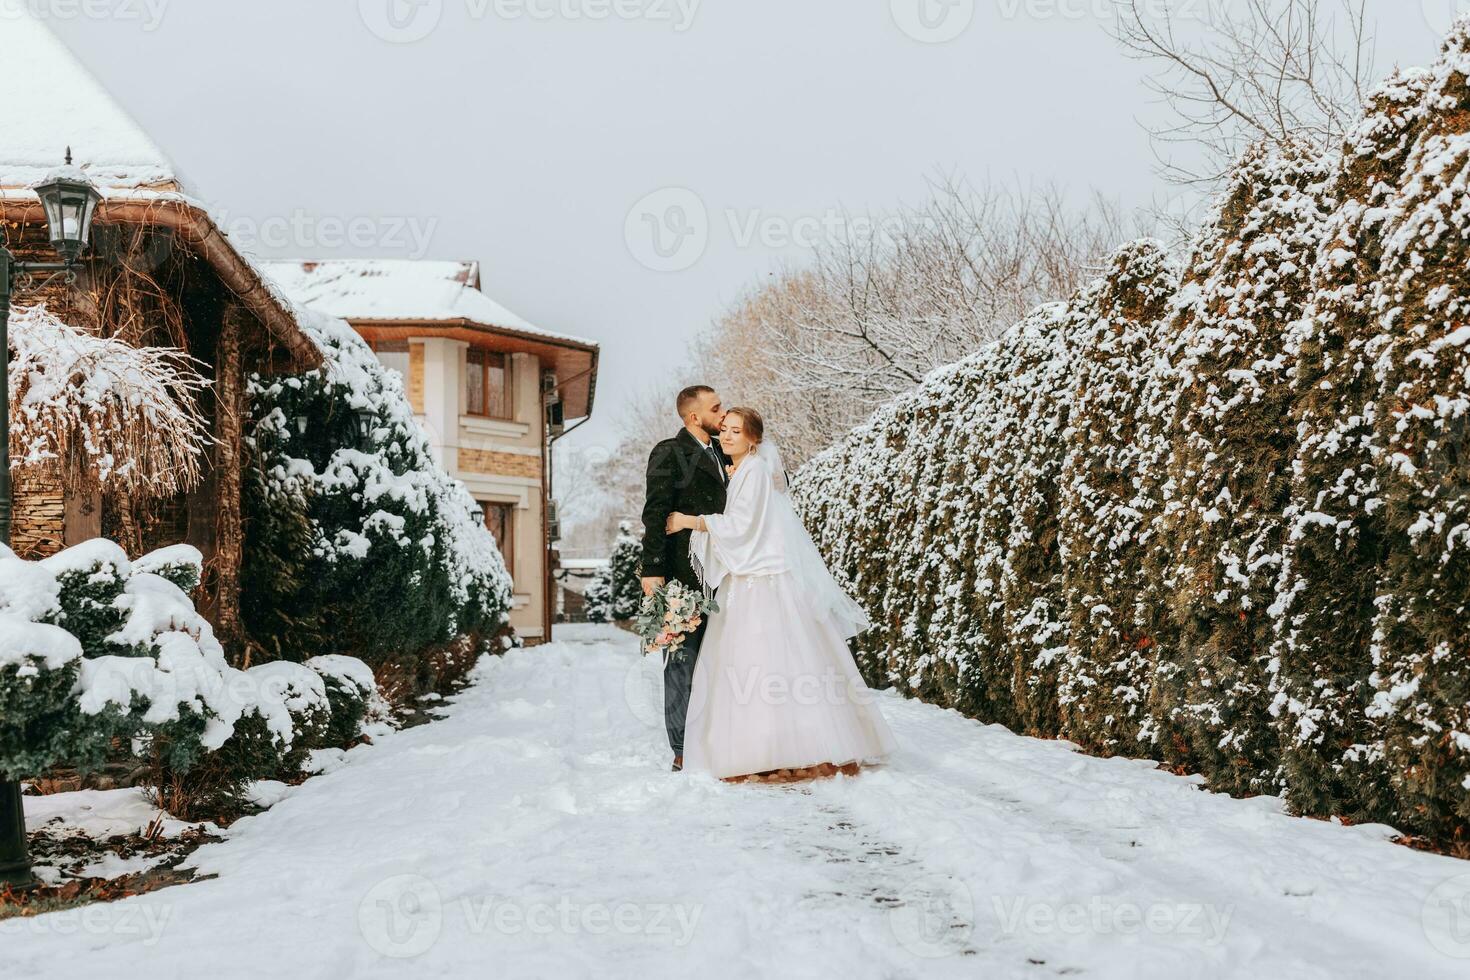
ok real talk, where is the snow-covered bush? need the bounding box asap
[305,654,382,748]
[583,567,613,624]
[243,309,513,676]
[608,521,643,621]
[132,543,204,593]
[0,540,239,778]
[0,616,90,780]
[41,539,130,658]
[0,539,380,805]
[794,23,1470,846]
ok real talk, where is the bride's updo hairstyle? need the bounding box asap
[724,407,764,446]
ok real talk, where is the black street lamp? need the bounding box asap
[354,409,376,447]
[0,152,102,893]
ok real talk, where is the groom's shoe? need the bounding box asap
[671,756,684,772]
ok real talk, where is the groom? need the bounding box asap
[641,385,730,772]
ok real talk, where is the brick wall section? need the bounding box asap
[460,449,541,480]
[10,471,64,559]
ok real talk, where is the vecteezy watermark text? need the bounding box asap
[358,874,703,958]
[358,0,700,42]
[0,0,169,29]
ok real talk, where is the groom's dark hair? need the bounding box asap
[676,385,715,418]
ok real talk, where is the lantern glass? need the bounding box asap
[34,174,101,262]
[356,411,376,443]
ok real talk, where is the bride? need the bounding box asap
[665,407,896,781]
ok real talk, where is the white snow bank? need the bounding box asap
[22,787,208,840]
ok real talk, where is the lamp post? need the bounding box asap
[0,153,102,892]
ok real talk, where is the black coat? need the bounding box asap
[641,429,730,590]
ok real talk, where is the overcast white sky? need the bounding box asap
[37,0,1453,456]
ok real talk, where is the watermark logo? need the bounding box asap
[359,0,700,39]
[889,0,973,44]
[623,651,665,730]
[359,0,444,43]
[0,900,174,945]
[358,873,444,958]
[625,186,923,272]
[1423,873,1470,959]
[1423,0,1470,39]
[0,0,170,29]
[215,208,439,260]
[889,873,975,958]
[625,187,709,273]
[992,896,1233,947]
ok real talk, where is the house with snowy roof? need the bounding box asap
[0,13,322,653]
[262,258,599,644]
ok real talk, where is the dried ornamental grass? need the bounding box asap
[7,304,209,498]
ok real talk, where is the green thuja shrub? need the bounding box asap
[1055,240,1178,756]
[40,540,132,658]
[1363,27,1470,843]
[1145,142,1334,795]
[243,312,513,678]
[133,544,205,593]
[0,626,93,781]
[791,22,1470,849]
[584,567,613,624]
[609,522,644,621]
[1267,69,1430,827]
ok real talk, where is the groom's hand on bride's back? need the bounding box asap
[641,576,665,597]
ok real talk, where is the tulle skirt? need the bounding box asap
[682,572,897,779]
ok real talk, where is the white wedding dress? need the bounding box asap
[682,446,896,779]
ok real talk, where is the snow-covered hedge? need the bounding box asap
[0,540,384,789]
[794,25,1470,846]
[242,309,513,678]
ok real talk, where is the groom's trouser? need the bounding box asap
[664,617,708,756]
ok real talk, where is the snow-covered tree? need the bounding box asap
[583,567,613,624]
[243,310,513,672]
[609,521,643,621]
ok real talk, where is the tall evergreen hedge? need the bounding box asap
[793,24,1470,847]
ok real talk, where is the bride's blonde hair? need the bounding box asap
[724,407,764,445]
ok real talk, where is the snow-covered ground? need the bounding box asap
[4,624,1468,979]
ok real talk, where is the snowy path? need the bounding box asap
[5,625,1469,979]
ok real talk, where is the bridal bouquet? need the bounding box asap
[636,581,719,663]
